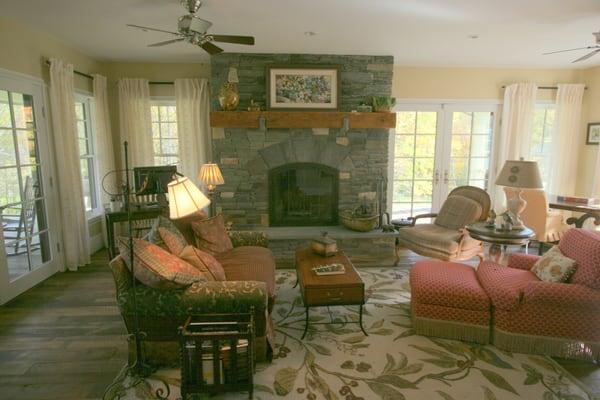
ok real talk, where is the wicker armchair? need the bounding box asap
[395,186,490,263]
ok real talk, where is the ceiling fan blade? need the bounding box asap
[210,35,255,45]
[201,41,224,55]
[572,49,600,63]
[148,38,185,47]
[543,46,597,55]
[127,24,181,36]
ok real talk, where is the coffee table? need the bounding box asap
[295,247,367,339]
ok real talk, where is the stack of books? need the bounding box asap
[312,263,346,276]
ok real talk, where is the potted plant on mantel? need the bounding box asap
[372,96,396,112]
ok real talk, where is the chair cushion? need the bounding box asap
[117,238,207,289]
[477,261,539,311]
[397,224,462,256]
[191,214,234,256]
[531,245,577,283]
[559,229,600,289]
[410,260,490,311]
[434,195,483,230]
[178,245,226,281]
[216,246,276,300]
[158,227,187,256]
[146,215,187,251]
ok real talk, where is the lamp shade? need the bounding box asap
[198,163,225,190]
[495,160,543,189]
[227,67,239,83]
[168,177,210,219]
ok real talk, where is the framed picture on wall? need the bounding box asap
[587,123,600,145]
[266,65,341,111]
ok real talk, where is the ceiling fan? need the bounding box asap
[126,0,255,55]
[543,30,600,63]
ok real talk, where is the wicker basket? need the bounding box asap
[339,210,379,232]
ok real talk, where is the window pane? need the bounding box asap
[17,130,38,165]
[415,135,435,157]
[394,135,414,157]
[451,135,470,157]
[0,129,16,166]
[77,120,87,139]
[396,112,416,134]
[394,158,413,180]
[75,102,85,120]
[392,180,412,202]
[159,106,169,121]
[414,158,434,179]
[452,112,472,134]
[416,112,436,134]
[469,157,488,180]
[0,167,20,205]
[163,123,177,138]
[152,122,160,139]
[471,135,491,157]
[20,165,42,198]
[0,91,11,128]
[11,93,35,129]
[80,158,92,211]
[392,202,412,220]
[28,232,52,272]
[450,158,468,180]
[413,180,433,202]
[167,106,177,121]
[473,112,492,134]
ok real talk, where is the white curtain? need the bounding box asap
[548,84,585,196]
[92,74,116,204]
[48,58,90,271]
[174,78,211,182]
[117,78,153,168]
[493,82,538,209]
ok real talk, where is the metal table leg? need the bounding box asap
[301,307,309,339]
[359,305,368,336]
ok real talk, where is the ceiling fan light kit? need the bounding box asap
[127,1,255,55]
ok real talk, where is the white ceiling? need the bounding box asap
[2,0,600,68]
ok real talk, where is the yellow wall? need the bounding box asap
[577,67,600,196]
[0,17,104,92]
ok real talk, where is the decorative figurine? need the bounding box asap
[500,211,514,231]
[247,99,262,111]
[486,209,496,227]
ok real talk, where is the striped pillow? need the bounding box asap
[178,245,226,281]
[117,237,207,289]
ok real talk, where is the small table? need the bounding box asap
[466,222,535,263]
[548,195,600,228]
[295,248,367,339]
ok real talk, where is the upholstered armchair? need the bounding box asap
[520,189,570,253]
[476,228,600,361]
[395,186,490,263]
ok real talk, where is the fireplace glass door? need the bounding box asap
[269,163,338,226]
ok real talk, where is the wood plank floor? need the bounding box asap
[0,249,598,399]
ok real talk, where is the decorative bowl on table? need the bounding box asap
[339,210,379,232]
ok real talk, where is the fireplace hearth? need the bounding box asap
[269,163,339,226]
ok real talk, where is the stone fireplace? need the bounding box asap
[210,53,394,228]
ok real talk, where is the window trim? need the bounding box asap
[530,102,556,189]
[150,98,179,167]
[74,92,102,219]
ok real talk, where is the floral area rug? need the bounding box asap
[109,267,593,400]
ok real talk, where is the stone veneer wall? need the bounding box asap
[210,53,394,228]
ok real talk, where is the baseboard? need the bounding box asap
[89,234,105,254]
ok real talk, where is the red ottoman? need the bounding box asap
[410,260,491,344]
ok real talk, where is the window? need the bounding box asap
[75,95,98,214]
[530,104,556,188]
[150,101,179,166]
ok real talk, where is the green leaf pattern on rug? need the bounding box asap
[479,368,519,395]
[274,367,298,396]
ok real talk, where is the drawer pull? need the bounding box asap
[328,297,343,301]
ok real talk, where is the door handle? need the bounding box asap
[434,170,440,184]
[444,170,449,184]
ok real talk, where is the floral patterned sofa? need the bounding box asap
[109,214,275,365]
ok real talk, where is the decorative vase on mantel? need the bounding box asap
[218,67,240,111]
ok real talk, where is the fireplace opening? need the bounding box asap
[269,163,339,226]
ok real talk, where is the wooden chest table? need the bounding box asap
[295,247,367,339]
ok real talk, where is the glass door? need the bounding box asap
[390,103,498,220]
[0,75,60,304]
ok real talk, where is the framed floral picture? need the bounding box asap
[587,122,600,145]
[266,65,341,110]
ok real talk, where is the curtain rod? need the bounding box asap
[501,85,587,90]
[44,60,174,85]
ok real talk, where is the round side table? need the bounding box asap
[466,222,535,264]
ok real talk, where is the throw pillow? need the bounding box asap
[117,237,207,289]
[531,245,578,283]
[434,195,483,230]
[179,245,227,281]
[158,226,187,256]
[191,214,233,255]
[147,215,188,250]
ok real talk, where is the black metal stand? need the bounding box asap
[103,142,170,400]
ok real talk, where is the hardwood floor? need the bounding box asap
[0,248,598,399]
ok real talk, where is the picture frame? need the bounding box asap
[266,64,341,111]
[587,122,600,145]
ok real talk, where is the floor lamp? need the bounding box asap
[198,163,224,216]
[103,142,209,400]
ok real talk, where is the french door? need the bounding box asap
[389,103,498,220]
[0,73,61,304]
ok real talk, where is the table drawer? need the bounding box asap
[304,286,364,306]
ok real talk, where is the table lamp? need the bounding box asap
[168,176,211,219]
[198,163,224,216]
[495,159,543,229]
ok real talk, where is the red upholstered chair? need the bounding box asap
[477,228,600,361]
